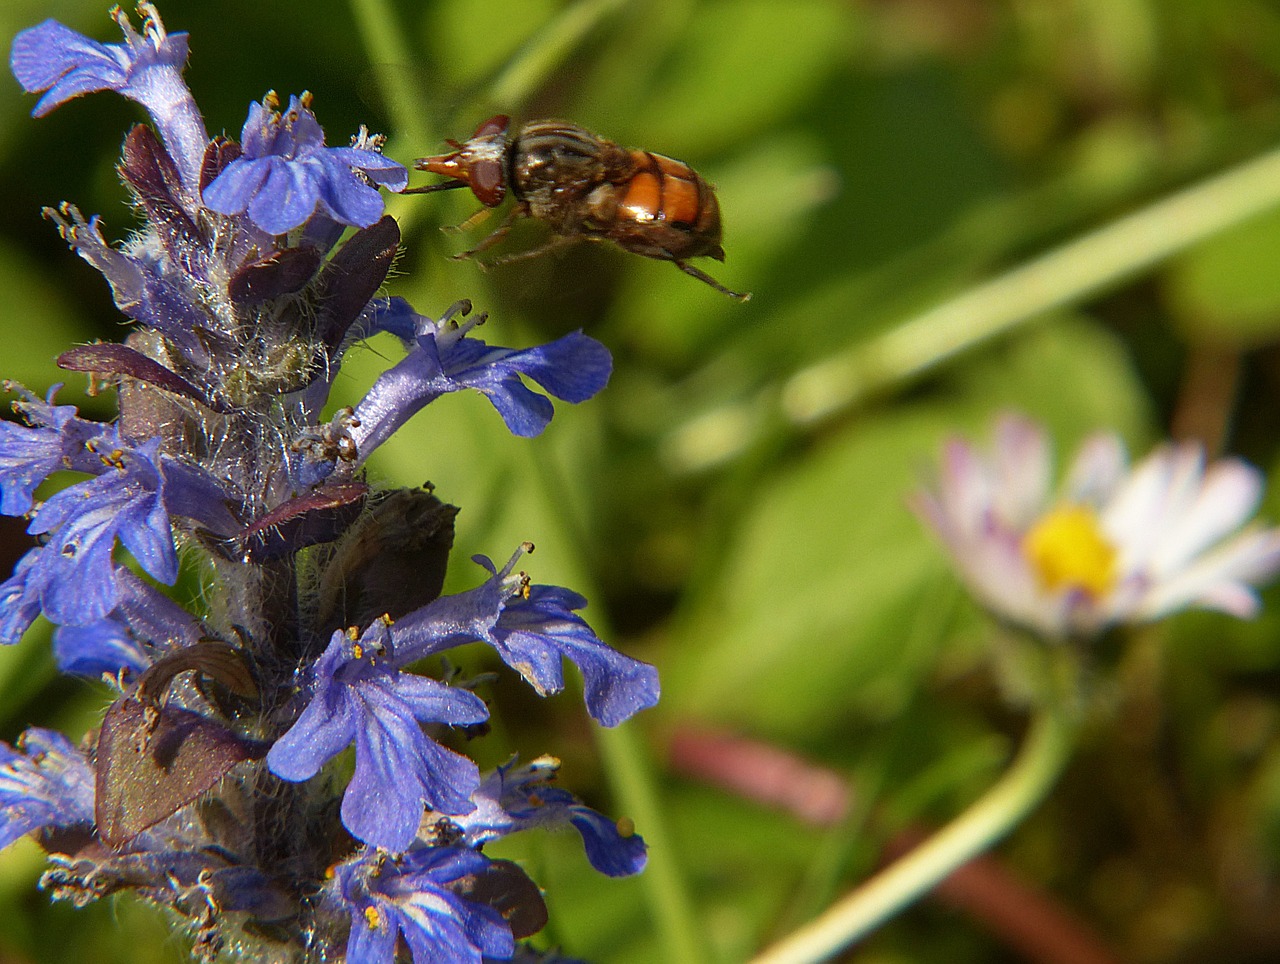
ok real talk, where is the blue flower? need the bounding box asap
[48,565,197,676]
[492,580,660,728]
[0,728,95,850]
[41,206,211,354]
[337,847,514,964]
[345,301,612,463]
[10,4,208,190]
[0,384,115,516]
[3,427,237,635]
[24,437,178,625]
[394,548,660,727]
[203,93,407,235]
[446,758,647,878]
[266,620,489,852]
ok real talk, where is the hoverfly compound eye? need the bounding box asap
[461,115,511,206]
[468,158,507,206]
[474,115,511,139]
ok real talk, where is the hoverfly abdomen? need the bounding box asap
[407,115,749,301]
[612,150,725,262]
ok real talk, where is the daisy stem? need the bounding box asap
[747,701,1079,964]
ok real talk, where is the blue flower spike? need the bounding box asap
[4,4,655,959]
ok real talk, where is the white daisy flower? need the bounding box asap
[912,413,1280,639]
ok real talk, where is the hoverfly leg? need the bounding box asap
[452,207,521,262]
[674,260,751,302]
[445,205,495,235]
[400,179,470,196]
[485,233,578,268]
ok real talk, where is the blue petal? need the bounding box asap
[478,374,556,437]
[249,159,320,235]
[315,153,387,228]
[567,804,648,877]
[31,496,125,624]
[0,728,95,849]
[342,674,485,851]
[327,147,410,191]
[200,156,270,214]
[0,416,70,516]
[346,917,398,964]
[53,617,149,677]
[158,458,238,536]
[11,21,123,112]
[495,587,660,727]
[0,551,44,645]
[508,331,613,404]
[363,295,419,342]
[53,567,202,673]
[112,568,203,654]
[266,635,357,781]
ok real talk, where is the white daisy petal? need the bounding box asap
[1140,528,1280,617]
[1063,432,1126,506]
[939,438,993,538]
[1149,458,1262,574]
[993,413,1051,528]
[1104,444,1202,568]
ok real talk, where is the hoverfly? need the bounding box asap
[405,115,749,301]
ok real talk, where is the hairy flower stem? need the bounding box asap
[750,703,1079,964]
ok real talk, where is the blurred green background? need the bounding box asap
[7,0,1280,961]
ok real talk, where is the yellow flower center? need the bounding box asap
[1021,504,1118,599]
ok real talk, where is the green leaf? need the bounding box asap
[0,241,103,411]
[1167,204,1280,343]
[662,316,1151,738]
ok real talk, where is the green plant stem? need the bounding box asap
[748,704,1078,964]
[782,143,1280,425]
[346,0,427,146]
[596,723,704,964]
[486,0,630,110]
[525,446,705,964]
